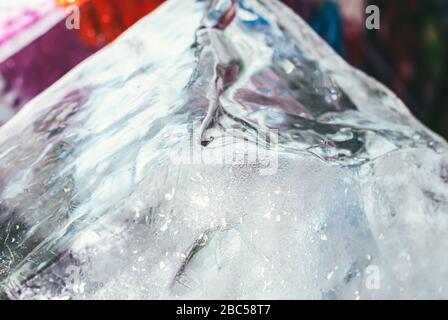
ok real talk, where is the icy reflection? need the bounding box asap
[0,0,447,299]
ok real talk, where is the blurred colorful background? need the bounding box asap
[0,0,447,138]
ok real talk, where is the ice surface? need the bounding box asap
[0,0,447,299]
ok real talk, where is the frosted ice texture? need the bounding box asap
[0,0,447,299]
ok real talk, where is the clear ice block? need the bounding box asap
[0,0,447,299]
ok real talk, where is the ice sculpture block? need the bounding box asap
[0,0,447,299]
